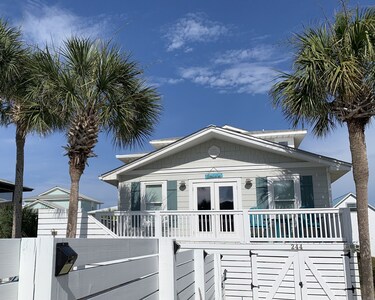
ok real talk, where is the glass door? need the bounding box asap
[193,181,238,238]
[215,183,236,233]
[194,183,214,234]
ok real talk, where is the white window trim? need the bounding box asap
[140,181,167,211]
[267,175,301,209]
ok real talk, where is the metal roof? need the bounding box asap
[0,179,33,193]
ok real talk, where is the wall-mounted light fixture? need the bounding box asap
[245,178,252,189]
[179,181,186,191]
[55,243,78,276]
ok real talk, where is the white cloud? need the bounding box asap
[178,44,287,94]
[19,1,109,47]
[180,63,277,94]
[147,76,184,87]
[165,13,229,52]
[213,45,277,65]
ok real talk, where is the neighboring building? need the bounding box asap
[24,186,102,211]
[333,192,375,256]
[0,178,33,207]
[101,125,351,213]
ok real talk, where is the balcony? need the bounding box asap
[91,208,352,243]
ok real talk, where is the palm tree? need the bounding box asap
[271,6,375,298]
[38,38,161,238]
[0,20,62,238]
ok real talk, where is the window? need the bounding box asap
[268,176,301,209]
[141,181,167,211]
[346,203,357,211]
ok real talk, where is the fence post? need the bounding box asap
[242,209,250,243]
[214,253,223,299]
[340,208,353,243]
[159,238,177,299]
[194,249,205,300]
[155,211,162,238]
[18,238,37,300]
[34,237,58,300]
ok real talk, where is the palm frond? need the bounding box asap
[270,5,375,134]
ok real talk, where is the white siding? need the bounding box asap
[117,138,331,210]
[138,138,302,171]
[37,209,118,238]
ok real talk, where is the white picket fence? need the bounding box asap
[93,208,352,243]
[0,237,219,300]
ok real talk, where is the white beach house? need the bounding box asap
[34,125,362,299]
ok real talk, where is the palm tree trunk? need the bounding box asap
[347,119,374,299]
[66,162,84,238]
[12,126,26,238]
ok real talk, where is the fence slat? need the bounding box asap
[64,238,158,266]
[66,255,158,299]
[89,273,159,300]
[0,282,18,300]
[0,239,20,278]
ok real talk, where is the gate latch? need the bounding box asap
[221,269,228,289]
[344,285,356,293]
[251,282,258,290]
[299,282,303,288]
[341,251,351,259]
[222,269,227,282]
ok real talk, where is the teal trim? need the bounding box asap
[300,176,314,208]
[256,177,269,209]
[131,182,141,211]
[167,181,178,210]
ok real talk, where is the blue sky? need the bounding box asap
[0,0,374,206]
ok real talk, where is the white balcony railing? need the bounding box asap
[93,208,352,243]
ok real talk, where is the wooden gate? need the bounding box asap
[221,248,360,300]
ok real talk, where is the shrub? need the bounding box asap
[0,206,38,238]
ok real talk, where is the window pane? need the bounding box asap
[197,187,211,210]
[219,186,234,210]
[145,184,162,210]
[274,180,294,200]
[146,202,163,210]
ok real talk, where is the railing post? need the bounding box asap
[340,208,353,243]
[194,250,206,299]
[155,211,162,238]
[159,238,177,299]
[242,210,250,243]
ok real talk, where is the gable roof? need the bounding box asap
[24,199,65,210]
[332,192,356,207]
[24,186,103,204]
[333,192,375,211]
[100,125,351,184]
